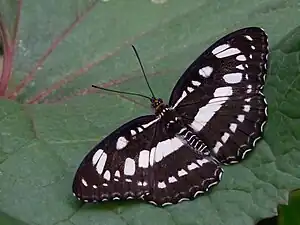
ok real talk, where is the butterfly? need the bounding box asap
[72,27,269,206]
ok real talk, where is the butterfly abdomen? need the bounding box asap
[177,127,210,156]
[161,109,211,156]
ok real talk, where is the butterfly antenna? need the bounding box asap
[91,85,152,101]
[131,45,156,98]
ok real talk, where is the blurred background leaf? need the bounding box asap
[256,189,300,225]
[278,189,300,225]
[0,210,30,225]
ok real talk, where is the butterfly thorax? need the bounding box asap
[154,102,210,156]
[151,97,182,133]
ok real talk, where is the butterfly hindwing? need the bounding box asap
[143,145,222,206]
[169,27,268,164]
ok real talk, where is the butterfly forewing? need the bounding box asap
[169,27,268,164]
[73,115,158,201]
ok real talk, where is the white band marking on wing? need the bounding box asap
[149,137,184,166]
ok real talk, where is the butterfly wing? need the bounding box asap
[72,115,222,206]
[169,27,268,164]
[143,145,222,206]
[73,115,158,202]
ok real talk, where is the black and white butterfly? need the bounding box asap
[72,27,268,206]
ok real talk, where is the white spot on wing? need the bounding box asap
[212,141,223,154]
[187,162,199,171]
[158,181,167,189]
[168,176,177,183]
[116,136,129,150]
[243,105,251,112]
[212,44,230,55]
[223,73,243,84]
[96,152,107,175]
[215,48,241,58]
[196,158,209,166]
[192,80,201,86]
[247,85,252,93]
[236,55,247,61]
[229,123,237,133]
[244,35,253,41]
[199,66,213,78]
[115,170,120,177]
[221,132,230,143]
[81,178,88,187]
[187,87,194,92]
[103,170,111,181]
[214,86,233,97]
[236,64,245,70]
[130,130,136,136]
[178,169,188,177]
[124,158,135,176]
[92,149,104,166]
[138,150,150,168]
[237,114,245,122]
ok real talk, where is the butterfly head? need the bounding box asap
[151,97,165,111]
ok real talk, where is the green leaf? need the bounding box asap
[0,1,300,225]
[256,189,300,225]
[0,210,30,225]
[278,189,300,225]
